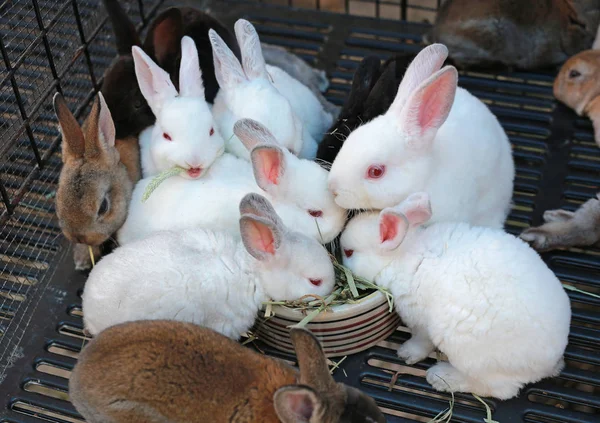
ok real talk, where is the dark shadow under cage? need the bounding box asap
[0,1,599,422]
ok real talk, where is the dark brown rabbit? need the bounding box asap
[427,0,600,70]
[100,0,241,139]
[70,321,387,423]
[54,93,140,270]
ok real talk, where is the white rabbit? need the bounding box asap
[209,19,332,161]
[133,36,225,179]
[117,119,346,245]
[83,193,335,338]
[328,44,514,229]
[340,192,571,400]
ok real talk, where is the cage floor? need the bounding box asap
[0,1,599,422]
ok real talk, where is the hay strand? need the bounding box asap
[88,246,95,267]
[142,166,185,203]
[472,394,499,423]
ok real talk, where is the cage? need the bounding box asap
[0,0,599,422]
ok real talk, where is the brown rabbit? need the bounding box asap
[520,193,600,251]
[426,0,600,70]
[54,93,141,270]
[69,321,387,423]
[553,48,600,146]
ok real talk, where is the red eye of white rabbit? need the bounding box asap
[367,165,385,179]
[209,127,214,136]
[569,69,581,79]
[308,210,323,218]
[344,249,354,258]
[163,133,172,141]
[309,278,322,287]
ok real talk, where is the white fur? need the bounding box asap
[85,195,336,338]
[133,37,225,179]
[118,121,346,245]
[340,194,571,400]
[328,44,514,229]
[209,20,331,161]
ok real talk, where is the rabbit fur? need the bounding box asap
[328,44,514,229]
[210,19,333,160]
[117,119,346,246]
[83,193,336,338]
[54,92,141,270]
[70,321,386,423]
[340,192,571,400]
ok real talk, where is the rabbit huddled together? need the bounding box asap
[54,1,575,418]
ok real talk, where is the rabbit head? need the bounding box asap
[239,193,335,300]
[235,119,347,243]
[554,49,600,115]
[328,44,457,210]
[133,36,225,179]
[210,20,303,156]
[54,92,132,247]
[341,192,432,281]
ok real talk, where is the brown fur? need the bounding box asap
[427,0,600,70]
[69,321,386,423]
[54,93,140,270]
[520,193,600,251]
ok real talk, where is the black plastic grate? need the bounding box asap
[0,1,599,423]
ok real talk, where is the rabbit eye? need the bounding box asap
[209,127,214,136]
[367,165,385,179]
[308,209,323,218]
[569,69,581,79]
[309,278,322,287]
[133,99,143,109]
[344,249,354,258]
[98,197,109,216]
[163,133,172,141]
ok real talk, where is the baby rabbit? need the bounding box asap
[70,321,387,423]
[132,36,225,178]
[100,0,241,138]
[328,44,514,229]
[83,193,335,338]
[210,19,333,160]
[340,192,571,400]
[520,193,600,251]
[117,119,346,245]
[53,92,140,270]
[426,0,600,70]
[553,48,600,147]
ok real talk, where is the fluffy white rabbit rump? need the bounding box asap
[328,44,514,229]
[340,192,571,400]
[84,193,335,338]
[132,36,225,179]
[117,119,346,246]
[210,19,332,160]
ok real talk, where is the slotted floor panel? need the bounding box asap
[0,1,599,422]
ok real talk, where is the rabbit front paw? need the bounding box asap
[397,337,435,365]
[426,362,471,394]
[543,209,575,223]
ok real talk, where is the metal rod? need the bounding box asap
[401,0,407,20]
[70,0,98,89]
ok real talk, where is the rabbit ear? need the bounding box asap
[178,36,205,99]
[143,7,183,69]
[84,92,116,158]
[273,386,323,423]
[397,66,457,148]
[239,193,282,226]
[102,0,141,54]
[387,43,448,117]
[234,118,277,151]
[379,209,409,250]
[132,46,178,116]
[250,145,287,193]
[234,19,268,80]
[209,29,247,90]
[53,93,85,162]
[396,192,433,225]
[240,214,282,261]
[290,328,338,392]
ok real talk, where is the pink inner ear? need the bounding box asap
[258,149,281,185]
[285,392,314,420]
[248,220,275,255]
[380,214,400,244]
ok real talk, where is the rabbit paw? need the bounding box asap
[543,209,574,223]
[397,337,434,365]
[73,244,101,271]
[426,362,470,394]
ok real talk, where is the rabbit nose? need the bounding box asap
[72,234,86,244]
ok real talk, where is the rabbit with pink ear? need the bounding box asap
[340,192,571,400]
[209,19,333,161]
[328,44,514,229]
[132,36,225,179]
